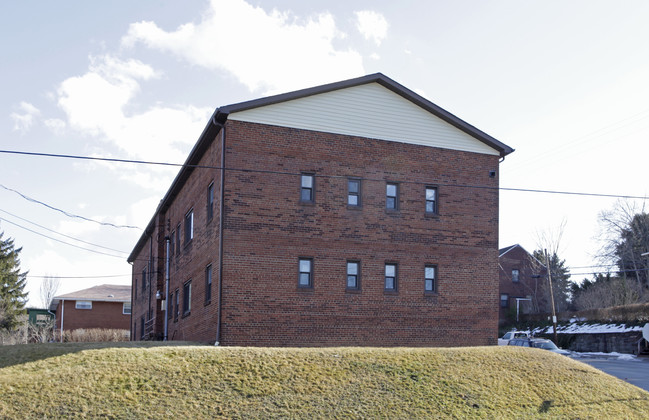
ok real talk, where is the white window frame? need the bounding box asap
[123,302,132,315]
[75,300,92,310]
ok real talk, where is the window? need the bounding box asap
[175,225,181,254]
[207,182,214,221]
[170,230,175,256]
[205,264,212,304]
[425,265,437,292]
[174,290,179,321]
[500,294,509,308]
[385,263,397,291]
[298,258,313,288]
[183,281,192,316]
[347,179,361,206]
[300,174,314,203]
[123,302,131,315]
[386,183,398,210]
[140,316,145,339]
[425,187,437,214]
[346,261,360,290]
[512,269,520,283]
[134,279,137,299]
[142,269,146,292]
[75,300,92,310]
[184,209,194,245]
[168,292,173,320]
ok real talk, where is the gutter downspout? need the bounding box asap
[59,299,64,343]
[148,235,152,333]
[164,236,170,340]
[213,114,226,346]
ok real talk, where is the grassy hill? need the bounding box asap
[1,342,648,418]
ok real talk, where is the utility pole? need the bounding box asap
[545,249,558,344]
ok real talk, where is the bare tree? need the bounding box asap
[597,200,649,288]
[40,276,60,309]
[532,220,572,313]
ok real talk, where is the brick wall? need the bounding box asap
[55,300,129,331]
[132,119,502,346]
[498,245,547,324]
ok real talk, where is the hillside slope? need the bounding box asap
[1,343,648,418]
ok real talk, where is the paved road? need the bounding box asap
[573,355,649,392]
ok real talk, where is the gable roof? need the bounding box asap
[52,284,130,304]
[499,244,546,267]
[128,73,514,262]
[216,73,514,157]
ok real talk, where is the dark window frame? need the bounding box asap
[184,209,194,246]
[346,260,361,291]
[175,224,181,255]
[182,280,192,316]
[384,263,398,292]
[205,264,212,305]
[425,264,437,293]
[425,186,438,215]
[168,291,173,320]
[174,289,179,321]
[134,279,137,299]
[300,173,315,204]
[170,230,175,256]
[500,293,509,308]
[512,269,520,283]
[347,178,361,207]
[207,182,214,222]
[141,269,146,292]
[386,182,399,210]
[140,316,145,339]
[298,257,314,289]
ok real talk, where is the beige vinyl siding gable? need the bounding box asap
[228,82,500,156]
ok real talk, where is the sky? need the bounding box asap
[1,0,648,307]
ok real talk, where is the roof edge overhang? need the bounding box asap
[128,108,223,262]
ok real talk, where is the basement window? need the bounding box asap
[75,301,92,310]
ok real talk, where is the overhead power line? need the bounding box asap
[0,182,141,230]
[1,149,648,200]
[0,208,130,254]
[0,217,126,259]
[25,274,130,279]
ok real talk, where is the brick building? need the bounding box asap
[128,73,514,346]
[51,284,131,334]
[498,244,547,324]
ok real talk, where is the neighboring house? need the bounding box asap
[51,285,131,334]
[128,73,514,346]
[498,244,547,324]
[26,308,55,327]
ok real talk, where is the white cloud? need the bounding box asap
[55,54,212,163]
[122,0,365,94]
[355,10,388,46]
[10,101,41,133]
[44,118,66,135]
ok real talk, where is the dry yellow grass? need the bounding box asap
[1,342,648,418]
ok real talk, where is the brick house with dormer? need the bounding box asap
[128,73,514,346]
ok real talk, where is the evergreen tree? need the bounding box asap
[0,231,28,330]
